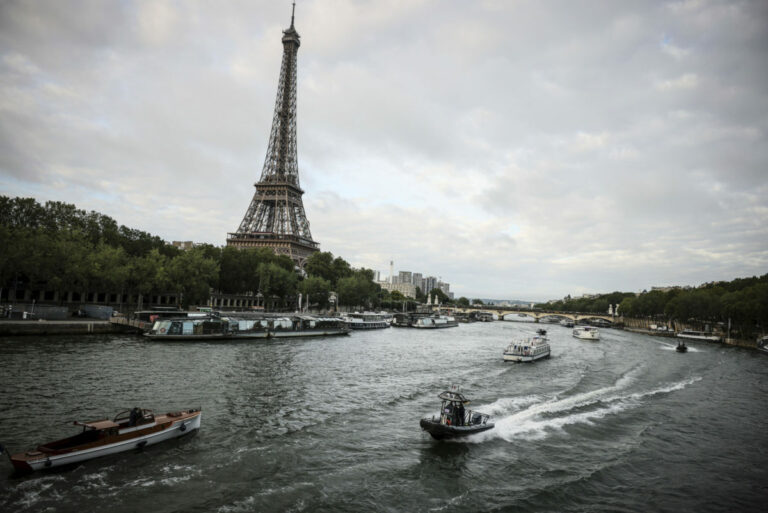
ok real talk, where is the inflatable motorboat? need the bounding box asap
[420,390,494,440]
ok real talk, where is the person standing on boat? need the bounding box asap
[457,402,465,426]
[129,407,141,426]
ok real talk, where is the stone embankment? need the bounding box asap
[0,319,126,336]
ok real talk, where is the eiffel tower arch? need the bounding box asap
[227,4,319,267]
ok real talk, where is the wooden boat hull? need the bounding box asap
[419,418,494,440]
[9,410,201,473]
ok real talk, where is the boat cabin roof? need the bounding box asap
[74,419,119,430]
[438,390,470,404]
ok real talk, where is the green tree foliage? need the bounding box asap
[337,270,381,309]
[539,279,768,339]
[429,288,449,304]
[258,262,298,309]
[166,247,220,308]
[456,297,470,307]
[471,298,484,305]
[300,276,331,309]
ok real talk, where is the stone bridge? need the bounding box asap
[435,306,619,324]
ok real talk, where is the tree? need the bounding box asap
[300,275,331,309]
[456,297,470,307]
[305,252,335,284]
[430,288,449,304]
[338,274,378,309]
[127,249,169,309]
[166,247,219,308]
[471,298,484,306]
[258,262,298,310]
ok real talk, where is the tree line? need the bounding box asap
[0,196,440,311]
[537,277,768,339]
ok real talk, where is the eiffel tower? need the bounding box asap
[227,3,319,267]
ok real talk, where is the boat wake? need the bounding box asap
[658,341,701,352]
[468,375,702,443]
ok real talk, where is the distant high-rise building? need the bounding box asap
[399,271,412,285]
[412,273,422,288]
[424,276,437,294]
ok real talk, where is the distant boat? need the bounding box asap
[411,315,458,329]
[559,319,575,328]
[573,326,600,340]
[676,340,688,353]
[676,330,721,342]
[2,407,201,473]
[342,312,391,330]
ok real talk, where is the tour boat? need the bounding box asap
[560,319,575,328]
[676,340,688,353]
[676,330,721,342]
[268,316,350,337]
[2,408,201,473]
[503,335,551,362]
[573,326,600,340]
[145,316,236,340]
[412,315,459,329]
[144,315,348,340]
[342,312,392,330]
[420,390,493,440]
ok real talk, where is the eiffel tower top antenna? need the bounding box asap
[291,1,296,28]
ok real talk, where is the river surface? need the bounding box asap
[0,322,766,512]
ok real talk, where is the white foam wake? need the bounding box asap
[468,375,702,443]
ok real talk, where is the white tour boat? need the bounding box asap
[412,315,459,329]
[503,334,551,362]
[343,312,392,330]
[675,329,721,342]
[573,326,600,340]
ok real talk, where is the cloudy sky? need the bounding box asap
[1,0,766,301]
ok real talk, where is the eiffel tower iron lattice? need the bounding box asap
[227,4,319,267]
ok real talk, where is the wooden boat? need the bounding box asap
[420,390,493,440]
[2,407,201,473]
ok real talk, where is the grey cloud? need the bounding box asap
[0,0,766,299]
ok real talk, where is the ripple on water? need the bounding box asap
[1,327,766,512]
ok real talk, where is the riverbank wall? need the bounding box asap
[0,320,125,336]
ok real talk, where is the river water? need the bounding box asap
[0,322,766,512]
